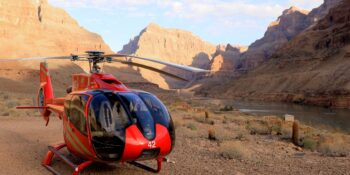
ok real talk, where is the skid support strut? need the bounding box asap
[42,143,93,175]
[128,157,163,173]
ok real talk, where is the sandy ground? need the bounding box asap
[0,112,349,175]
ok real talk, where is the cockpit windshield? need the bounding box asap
[119,92,155,140]
[89,92,131,160]
[89,92,130,142]
[88,91,172,160]
[89,92,157,142]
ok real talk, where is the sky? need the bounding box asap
[48,0,324,52]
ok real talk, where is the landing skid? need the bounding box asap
[41,143,166,174]
[42,143,93,175]
[128,157,163,173]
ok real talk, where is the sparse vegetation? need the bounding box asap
[193,115,215,125]
[186,123,197,131]
[318,134,349,157]
[271,124,282,135]
[220,141,251,160]
[6,100,18,109]
[302,137,318,151]
[173,118,183,129]
[220,105,234,111]
[208,129,216,140]
[247,122,270,135]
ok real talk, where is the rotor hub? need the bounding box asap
[86,51,106,73]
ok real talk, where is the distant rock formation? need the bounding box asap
[307,0,344,25]
[0,0,111,58]
[119,23,216,68]
[119,23,217,88]
[195,0,350,109]
[210,44,246,75]
[239,0,343,71]
[275,0,349,59]
[239,6,310,70]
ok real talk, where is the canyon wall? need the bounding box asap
[0,0,111,58]
[196,0,350,109]
[119,23,217,89]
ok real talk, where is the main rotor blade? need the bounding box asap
[105,54,210,73]
[0,55,86,62]
[112,60,189,81]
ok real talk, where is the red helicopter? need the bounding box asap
[1,51,209,175]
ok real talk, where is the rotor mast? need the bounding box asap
[86,51,106,73]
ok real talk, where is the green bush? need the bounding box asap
[302,137,318,151]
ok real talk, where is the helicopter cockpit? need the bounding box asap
[87,91,174,160]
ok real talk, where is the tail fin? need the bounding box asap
[39,62,54,120]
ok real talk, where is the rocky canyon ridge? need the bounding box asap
[0,0,349,108]
[196,0,350,109]
[0,0,111,58]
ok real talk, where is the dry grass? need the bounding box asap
[162,96,350,158]
[6,100,19,109]
[302,137,318,151]
[193,115,215,125]
[220,141,251,160]
[173,118,184,129]
[186,123,197,131]
[318,134,349,157]
[247,121,270,135]
[281,123,293,139]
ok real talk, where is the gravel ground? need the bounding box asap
[0,114,349,175]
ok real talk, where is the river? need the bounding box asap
[191,98,350,134]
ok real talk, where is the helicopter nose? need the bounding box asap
[121,124,172,161]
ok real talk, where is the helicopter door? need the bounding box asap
[65,95,94,158]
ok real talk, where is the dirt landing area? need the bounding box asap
[0,110,349,175]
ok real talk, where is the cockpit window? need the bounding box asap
[89,92,130,160]
[89,93,130,138]
[119,92,155,140]
[139,93,170,127]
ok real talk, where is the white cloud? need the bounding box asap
[288,0,323,9]
[49,0,154,8]
[161,1,284,20]
[49,0,284,19]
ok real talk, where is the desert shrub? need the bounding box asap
[220,141,251,160]
[1,112,10,116]
[3,94,9,100]
[247,122,270,135]
[235,132,247,141]
[302,137,318,151]
[318,134,349,157]
[6,100,19,109]
[208,129,216,140]
[194,116,215,125]
[319,142,349,157]
[186,123,197,131]
[271,124,282,135]
[220,105,234,111]
[173,119,183,129]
